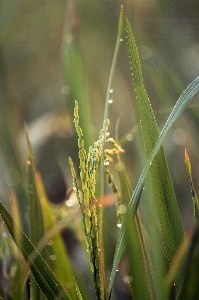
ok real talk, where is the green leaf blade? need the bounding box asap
[25,126,47,299]
[108,20,199,297]
[185,149,199,221]
[176,222,199,299]
[124,12,185,266]
[25,127,45,249]
[118,158,158,299]
[0,201,72,300]
[37,173,77,298]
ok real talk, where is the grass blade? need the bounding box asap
[124,11,184,267]
[117,157,157,299]
[0,110,28,231]
[108,71,199,299]
[74,279,84,300]
[185,149,199,221]
[0,201,72,300]
[176,221,199,299]
[36,173,77,299]
[25,126,46,250]
[25,126,47,299]
[62,5,92,151]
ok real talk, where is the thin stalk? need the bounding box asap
[99,6,124,300]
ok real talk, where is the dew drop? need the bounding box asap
[108,99,113,104]
[118,204,127,214]
[116,268,119,272]
[49,255,56,261]
[117,223,122,228]
[27,160,31,165]
[2,231,7,238]
[126,134,133,141]
[110,89,113,93]
[123,275,133,283]
[104,160,110,166]
[65,199,75,207]
[120,38,123,42]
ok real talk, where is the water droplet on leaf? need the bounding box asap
[49,255,56,261]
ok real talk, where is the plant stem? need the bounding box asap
[99,6,124,299]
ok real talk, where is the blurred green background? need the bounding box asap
[1,0,199,233]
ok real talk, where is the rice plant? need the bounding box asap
[1,5,199,300]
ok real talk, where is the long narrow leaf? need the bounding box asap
[108,75,199,298]
[0,201,72,300]
[25,127,45,248]
[124,11,184,266]
[185,149,199,221]
[176,221,199,299]
[25,126,47,299]
[36,173,77,299]
[117,157,157,299]
[62,6,92,151]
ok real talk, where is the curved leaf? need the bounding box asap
[0,201,72,300]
